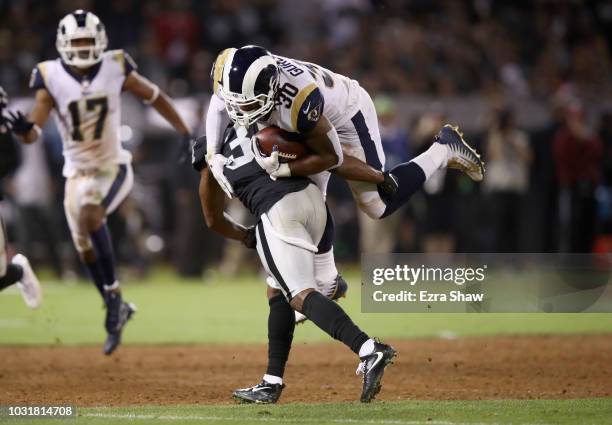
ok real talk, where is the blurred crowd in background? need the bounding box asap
[0,0,611,280]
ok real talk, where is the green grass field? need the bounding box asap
[2,400,612,425]
[1,268,612,345]
[1,268,611,424]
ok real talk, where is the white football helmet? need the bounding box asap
[56,10,108,68]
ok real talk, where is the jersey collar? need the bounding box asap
[60,60,102,85]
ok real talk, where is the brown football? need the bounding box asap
[254,126,310,163]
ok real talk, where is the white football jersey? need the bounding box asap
[30,50,135,177]
[270,55,362,133]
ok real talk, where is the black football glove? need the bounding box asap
[178,133,194,165]
[5,110,34,136]
[191,135,207,172]
[377,171,399,202]
[242,226,257,249]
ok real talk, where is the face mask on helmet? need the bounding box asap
[221,88,277,127]
[56,10,108,69]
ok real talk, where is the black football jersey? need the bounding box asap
[219,124,311,218]
[0,127,20,201]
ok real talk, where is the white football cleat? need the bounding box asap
[12,254,42,309]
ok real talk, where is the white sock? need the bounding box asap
[358,338,375,358]
[263,374,283,385]
[103,280,120,292]
[410,143,449,180]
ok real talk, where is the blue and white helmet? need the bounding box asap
[56,10,108,68]
[219,46,279,127]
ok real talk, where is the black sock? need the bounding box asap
[266,294,295,378]
[84,224,118,301]
[380,162,426,218]
[84,260,106,298]
[302,291,369,355]
[0,264,24,291]
[91,224,117,287]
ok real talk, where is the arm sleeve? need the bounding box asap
[205,93,231,157]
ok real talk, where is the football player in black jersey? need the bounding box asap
[0,86,42,308]
[193,125,396,404]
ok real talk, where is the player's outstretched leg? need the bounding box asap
[0,255,42,309]
[233,289,293,404]
[76,203,136,356]
[0,216,42,308]
[90,224,136,356]
[294,288,396,402]
[380,124,485,218]
[0,263,22,292]
[12,254,42,309]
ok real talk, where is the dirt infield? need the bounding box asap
[1,335,611,405]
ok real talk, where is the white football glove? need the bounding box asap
[208,153,234,198]
[251,137,290,180]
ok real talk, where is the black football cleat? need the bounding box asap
[103,291,136,356]
[233,381,285,404]
[356,339,397,403]
[434,124,485,181]
[377,171,399,202]
[328,274,348,301]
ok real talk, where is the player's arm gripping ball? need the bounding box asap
[252,139,287,180]
[284,115,343,177]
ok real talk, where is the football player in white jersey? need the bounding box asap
[205,45,484,316]
[5,10,191,355]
